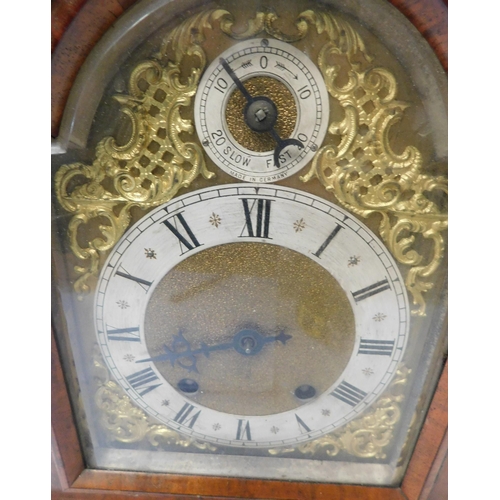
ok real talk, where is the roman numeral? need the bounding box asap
[240,198,272,238]
[115,265,153,292]
[295,414,312,434]
[313,224,342,258]
[358,338,395,356]
[106,325,140,342]
[162,212,201,253]
[331,381,367,407]
[351,279,391,303]
[126,367,162,396]
[173,402,201,429]
[236,419,252,440]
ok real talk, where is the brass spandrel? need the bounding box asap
[93,341,410,459]
[54,10,230,295]
[296,10,448,316]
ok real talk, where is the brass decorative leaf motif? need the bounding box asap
[297,10,447,316]
[93,345,409,459]
[54,11,232,294]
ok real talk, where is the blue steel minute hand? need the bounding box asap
[136,329,292,373]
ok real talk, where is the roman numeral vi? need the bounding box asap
[236,419,252,440]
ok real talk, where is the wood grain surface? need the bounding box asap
[402,361,448,500]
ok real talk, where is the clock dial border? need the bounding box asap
[96,184,409,448]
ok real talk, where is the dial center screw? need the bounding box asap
[234,329,264,356]
[254,108,267,122]
[241,336,256,353]
[244,97,278,133]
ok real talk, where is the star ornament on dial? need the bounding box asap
[194,38,329,182]
[95,184,409,448]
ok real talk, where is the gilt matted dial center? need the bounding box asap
[145,243,355,416]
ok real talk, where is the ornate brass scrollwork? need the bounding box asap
[296,10,447,316]
[93,342,409,458]
[268,366,410,459]
[54,10,229,294]
[219,9,448,316]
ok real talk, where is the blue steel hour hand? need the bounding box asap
[136,328,292,373]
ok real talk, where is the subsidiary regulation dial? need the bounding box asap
[194,38,329,182]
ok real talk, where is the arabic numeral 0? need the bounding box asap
[298,133,308,143]
[260,55,268,69]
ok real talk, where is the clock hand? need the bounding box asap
[135,330,217,373]
[136,328,292,372]
[219,58,253,103]
[269,129,304,169]
[219,58,304,167]
[135,338,234,364]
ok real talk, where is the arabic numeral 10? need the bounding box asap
[297,85,311,99]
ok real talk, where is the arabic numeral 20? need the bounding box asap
[211,129,226,146]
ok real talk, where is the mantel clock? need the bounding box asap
[51,0,447,497]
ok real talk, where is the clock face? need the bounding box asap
[194,38,329,182]
[96,184,409,447]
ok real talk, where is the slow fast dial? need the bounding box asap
[194,38,329,182]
